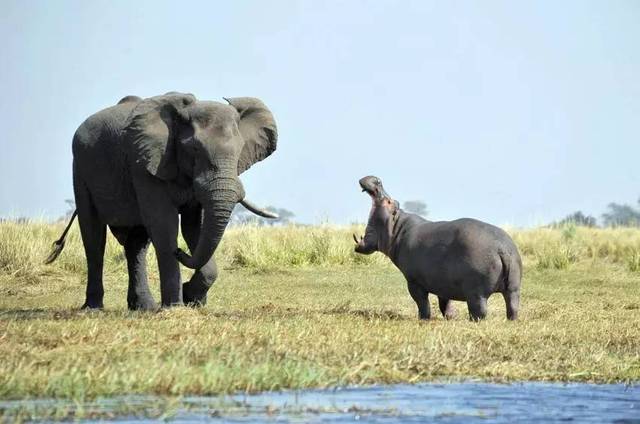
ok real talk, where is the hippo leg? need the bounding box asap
[438,297,456,319]
[407,282,431,320]
[467,295,487,321]
[502,290,520,320]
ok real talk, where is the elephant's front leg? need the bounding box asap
[123,226,157,311]
[180,204,218,306]
[135,177,182,307]
[150,219,182,307]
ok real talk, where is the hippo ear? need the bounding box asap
[124,93,195,180]
[223,97,278,175]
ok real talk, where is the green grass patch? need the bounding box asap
[0,222,639,402]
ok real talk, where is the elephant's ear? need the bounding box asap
[223,97,278,175]
[124,93,196,180]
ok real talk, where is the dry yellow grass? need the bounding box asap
[0,221,639,402]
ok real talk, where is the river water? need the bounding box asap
[2,382,638,422]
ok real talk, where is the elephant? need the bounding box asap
[46,92,278,309]
[353,176,522,321]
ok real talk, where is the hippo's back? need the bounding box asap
[447,218,518,254]
[427,218,520,270]
[399,217,521,299]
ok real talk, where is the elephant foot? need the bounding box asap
[128,296,158,312]
[183,281,208,307]
[81,301,103,310]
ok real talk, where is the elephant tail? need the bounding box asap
[44,210,77,264]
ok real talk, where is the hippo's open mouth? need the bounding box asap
[361,186,376,197]
[359,175,389,201]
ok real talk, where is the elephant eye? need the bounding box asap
[195,114,211,128]
[218,124,236,139]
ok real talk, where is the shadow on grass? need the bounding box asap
[323,304,409,321]
[0,304,313,322]
[0,303,411,322]
[207,303,304,319]
[0,308,156,321]
[208,303,411,321]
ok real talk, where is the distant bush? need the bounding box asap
[402,201,428,217]
[219,224,388,269]
[552,211,597,228]
[509,226,640,272]
[230,204,296,226]
[602,201,640,227]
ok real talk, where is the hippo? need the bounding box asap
[353,176,522,321]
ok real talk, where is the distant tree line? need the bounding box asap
[402,200,428,217]
[6,196,640,229]
[554,198,640,228]
[553,211,597,228]
[601,200,640,227]
[230,204,295,226]
[0,217,31,224]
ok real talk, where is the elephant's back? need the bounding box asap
[72,102,142,226]
[73,103,137,151]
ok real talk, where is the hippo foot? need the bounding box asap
[443,308,456,320]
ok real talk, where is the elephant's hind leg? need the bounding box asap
[438,296,456,320]
[180,204,218,306]
[124,226,157,311]
[75,182,106,309]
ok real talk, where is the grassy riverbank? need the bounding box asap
[0,222,639,402]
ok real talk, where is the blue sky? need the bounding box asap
[1,0,638,226]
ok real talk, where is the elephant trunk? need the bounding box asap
[175,170,243,270]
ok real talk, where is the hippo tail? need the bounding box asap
[499,250,522,293]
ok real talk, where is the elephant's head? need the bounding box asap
[124,92,278,269]
[353,176,399,255]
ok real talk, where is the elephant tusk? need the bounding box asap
[353,234,360,244]
[240,199,279,219]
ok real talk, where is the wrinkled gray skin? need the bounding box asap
[64,92,277,309]
[353,176,522,321]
